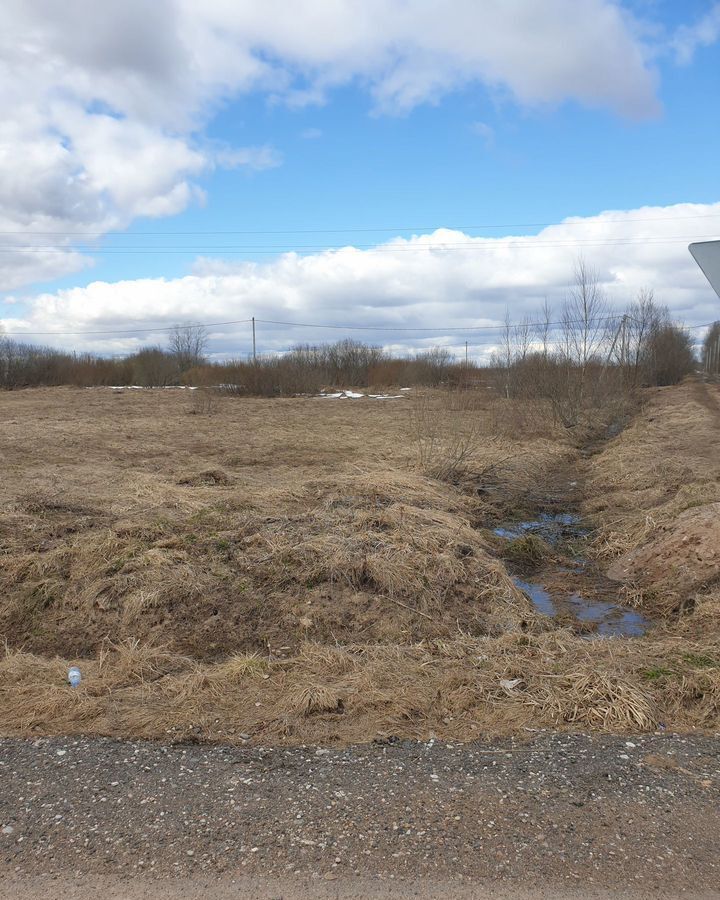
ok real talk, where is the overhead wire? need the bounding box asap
[0,211,718,236]
[2,235,719,254]
[7,316,716,339]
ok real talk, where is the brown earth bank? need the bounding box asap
[0,381,719,743]
[0,733,718,897]
[585,378,720,621]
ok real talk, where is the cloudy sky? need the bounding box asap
[1,0,719,360]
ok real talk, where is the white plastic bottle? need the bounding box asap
[68,666,82,688]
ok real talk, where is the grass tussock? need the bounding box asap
[2,629,719,743]
[502,534,550,567]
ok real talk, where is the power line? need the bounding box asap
[254,315,625,332]
[7,315,715,340]
[6,318,252,336]
[0,212,719,237]
[3,235,719,255]
[7,315,622,337]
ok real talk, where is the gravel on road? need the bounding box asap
[1,732,718,898]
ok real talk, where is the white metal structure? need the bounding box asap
[690,240,720,299]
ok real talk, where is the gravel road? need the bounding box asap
[1,732,718,898]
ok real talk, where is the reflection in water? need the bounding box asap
[493,513,586,546]
[497,515,649,638]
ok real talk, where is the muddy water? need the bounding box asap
[493,512,649,638]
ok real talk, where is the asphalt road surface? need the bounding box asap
[1,732,718,898]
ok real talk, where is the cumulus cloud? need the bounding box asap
[3,202,718,361]
[0,0,667,292]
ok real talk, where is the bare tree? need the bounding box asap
[514,315,532,363]
[168,323,208,375]
[645,322,696,385]
[624,288,661,387]
[536,297,552,359]
[561,258,610,407]
[501,309,513,398]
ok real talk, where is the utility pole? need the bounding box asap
[252,317,256,363]
[619,315,628,387]
[465,341,468,366]
[600,314,626,383]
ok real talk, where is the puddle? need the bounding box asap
[495,513,650,638]
[512,577,648,638]
[493,513,587,546]
[513,578,556,616]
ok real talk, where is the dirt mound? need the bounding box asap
[0,468,535,659]
[606,502,720,606]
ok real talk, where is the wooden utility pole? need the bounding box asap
[600,314,626,382]
[252,317,256,363]
[465,341,468,366]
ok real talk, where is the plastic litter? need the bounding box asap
[67,666,82,688]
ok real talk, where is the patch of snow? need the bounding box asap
[316,390,365,399]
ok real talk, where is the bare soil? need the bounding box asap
[607,501,720,598]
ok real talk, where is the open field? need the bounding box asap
[1,381,719,744]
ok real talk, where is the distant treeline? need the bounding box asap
[0,337,470,392]
[0,286,703,423]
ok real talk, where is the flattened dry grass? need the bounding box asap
[585,380,720,621]
[586,381,720,558]
[2,383,720,743]
[3,627,719,743]
[1,388,557,657]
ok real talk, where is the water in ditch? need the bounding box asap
[493,511,649,638]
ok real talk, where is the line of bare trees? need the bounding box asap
[489,262,695,426]
[0,327,463,393]
[0,270,697,400]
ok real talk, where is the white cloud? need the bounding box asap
[0,1,668,293]
[471,122,495,148]
[672,4,720,64]
[3,202,718,360]
[213,145,284,171]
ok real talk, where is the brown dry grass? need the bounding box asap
[1,629,717,743]
[585,379,720,615]
[1,382,719,743]
[0,387,563,659]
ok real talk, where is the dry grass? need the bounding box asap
[0,388,562,658]
[1,382,720,743]
[1,627,718,743]
[586,382,720,545]
[584,379,720,617]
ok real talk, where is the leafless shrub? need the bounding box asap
[410,391,481,481]
[188,387,219,417]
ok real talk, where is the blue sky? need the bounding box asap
[1,0,719,358]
